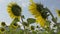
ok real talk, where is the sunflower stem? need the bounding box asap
[47,8,60,33]
[20,15,25,29]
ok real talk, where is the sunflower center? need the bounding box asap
[1,22,6,26]
[36,4,43,12]
[36,4,45,18]
[36,4,48,19]
[13,23,17,26]
[1,28,5,32]
[12,5,21,16]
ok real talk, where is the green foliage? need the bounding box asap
[0,9,60,34]
[52,17,57,23]
[46,20,51,27]
[32,31,37,34]
[30,26,35,30]
[21,15,25,19]
[27,18,36,24]
[0,1,60,34]
[22,22,29,27]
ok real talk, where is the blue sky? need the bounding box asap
[0,0,60,25]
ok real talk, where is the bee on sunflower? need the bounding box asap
[29,0,49,27]
[56,9,60,17]
[7,2,22,20]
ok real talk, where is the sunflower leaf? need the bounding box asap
[22,22,29,27]
[27,18,36,24]
[46,20,51,27]
[21,15,25,19]
[52,17,57,23]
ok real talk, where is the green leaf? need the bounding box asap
[22,22,29,27]
[21,15,25,19]
[46,20,51,27]
[27,18,36,24]
[52,17,57,23]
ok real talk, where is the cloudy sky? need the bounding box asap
[0,0,60,25]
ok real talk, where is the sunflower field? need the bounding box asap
[0,0,60,34]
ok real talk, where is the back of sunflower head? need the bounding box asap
[56,9,60,17]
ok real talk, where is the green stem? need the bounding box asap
[47,8,54,18]
[20,15,23,22]
[47,8,60,33]
[21,15,25,28]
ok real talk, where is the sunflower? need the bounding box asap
[29,0,49,27]
[30,26,35,31]
[56,9,60,17]
[0,27,6,33]
[7,2,21,20]
[10,23,20,29]
[1,22,6,27]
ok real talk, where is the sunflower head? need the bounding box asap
[29,0,49,19]
[1,22,6,27]
[29,0,49,27]
[56,10,60,17]
[10,23,19,29]
[0,28,6,33]
[30,26,35,31]
[35,4,49,19]
[7,2,22,19]
[36,4,43,11]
